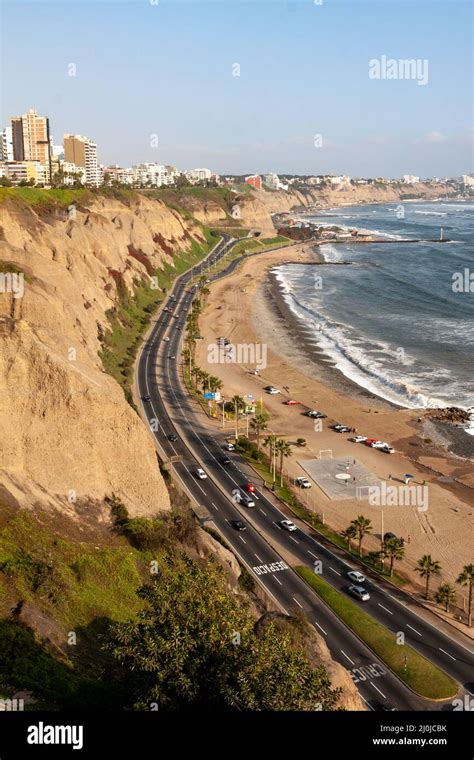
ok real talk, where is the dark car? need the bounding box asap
[304,410,327,418]
[168,434,178,442]
[384,532,405,546]
[230,520,247,531]
[220,457,232,466]
[142,395,151,402]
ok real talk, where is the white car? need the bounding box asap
[347,570,366,584]
[381,445,395,454]
[195,468,207,480]
[163,336,170,342]
[280,519,297,532]
[295,477,312,489]
[371,440,386,449]
[348,585,370,602]
[265,386,280,395]
[224,443,235,451]
[350,435,367,443]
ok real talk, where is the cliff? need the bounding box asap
[0,192,210,518]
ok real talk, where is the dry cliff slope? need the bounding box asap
[0,194,208,518]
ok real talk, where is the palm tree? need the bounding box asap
[232,395,245,437]
[275,439,292,486]
[250,413,269,450]
[263,434,277,478]
[384,537,405,577]
[416,554,441,600]
[341,525,357,552]
[200,371,210,392]
[208,376,223,394]
[435,583,457,613]
[191,365,202,390]
[456,563,474,626]
[350,515,372,557]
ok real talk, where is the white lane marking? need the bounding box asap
[292,597,303,609]
[307,550,319,560]
[361,696,374,711]
[289,536,299,544]
[273,575,283,585]
[406,623,422,637]
[439,647,456,661]
[329,567,341,576]
[370,683,386,699]
[254,553,263,563]
[314,621,327,636]
[377,603,393,615]
[259,509,267,516]
[211,502,219,511]
[239,536,247,544]
[341,650,355,666]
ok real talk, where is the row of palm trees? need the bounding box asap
[341,515,473,624]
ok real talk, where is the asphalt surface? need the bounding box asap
[135,234,474,712]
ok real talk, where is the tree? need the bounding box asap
[263,434,277,479]
[232,395,245,437]
[341,525,357,552]
[456,563,474,626]
[275,439,292,486]
[383,537,405,577]
[435,583,457,613]
[200,371,210,392]
[104,552,341,710]
[416,555,441,600]
[250,413,269,451]
[350,515,372,557]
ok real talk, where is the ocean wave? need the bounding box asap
[415,210,448,217]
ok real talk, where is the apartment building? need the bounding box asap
[64,134,100,186]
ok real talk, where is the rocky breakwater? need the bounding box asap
[0,192,209,518]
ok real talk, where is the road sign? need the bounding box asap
[204,392,215,399]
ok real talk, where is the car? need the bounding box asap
[170,355,176,360]
[264,386,280,395]
[347,570,366,584]
[347,585,370,602]
[295,476,312,489]
[220,457,232,466]
[239,495,255,508]
[380,445,395,454]
[305,410,327,418]
[364,438,377,447]
[142,395,151,402]
[168,434,178,442]
[283,399,301,406]
[332,423,351,432]
[372,440,388,449]
[350,435,367,443]
[163,336,170,342]
[195,468,207,480]
[280,519,297,532]
[383,532,405,546]
[224,443,235,451]
[231,520,247,531]
[245,482,256,493]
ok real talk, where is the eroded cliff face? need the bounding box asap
[0,194,208,518]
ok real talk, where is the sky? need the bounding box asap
[1,0,473,177]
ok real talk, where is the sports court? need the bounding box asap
[298,456,381,501]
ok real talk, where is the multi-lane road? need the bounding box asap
[135,234,474,711]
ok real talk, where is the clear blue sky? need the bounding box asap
[1,0,472,176]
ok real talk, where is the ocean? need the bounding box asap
[272,201,474,430]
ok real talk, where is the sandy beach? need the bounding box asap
[194,242,474,608]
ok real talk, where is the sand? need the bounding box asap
[194,243,474,611]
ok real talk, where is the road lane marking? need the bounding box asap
[272,575,282,585]
[439,647,456,661]
[254,554,263,562]
[314,621,327,636]
[341,650,355,666]
[377,603,393,615]
[329,567,341,576]
[239,536,246,544]
[406,624,422,636]
[289,536,299,544]
[292,597,303,609]
[211,502,219,511]
[307,550,319,560]
[259,509,267,516]
[370,683,386,699]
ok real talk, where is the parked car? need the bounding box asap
[195,468,207,480]
[224,443,235,451]
[168,434,178,442]
[295,476,312,489]
[372,440,388,449]
[364,438,377,447]
[350,435,367,443]
[264,386,280,395]
[347,585,370,602]
[381,445,395,454]
[283,399,301,406]
[231,520,247,531]
[280,520,297,532]
[347,570,366,584]
[334,425,351,433]
[305,410,327,418]
[384,532,405,546]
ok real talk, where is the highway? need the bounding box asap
[135,234,474,711]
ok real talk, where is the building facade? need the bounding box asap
[245,174,262,190]
[64,134,100,186]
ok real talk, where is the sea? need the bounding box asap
[272,201,474,433]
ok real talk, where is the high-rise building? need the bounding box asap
[10,109,52,180]
[11,117,24,161]
[64,134,100,186]
[245,174,262,190]
[1,127,14,161]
